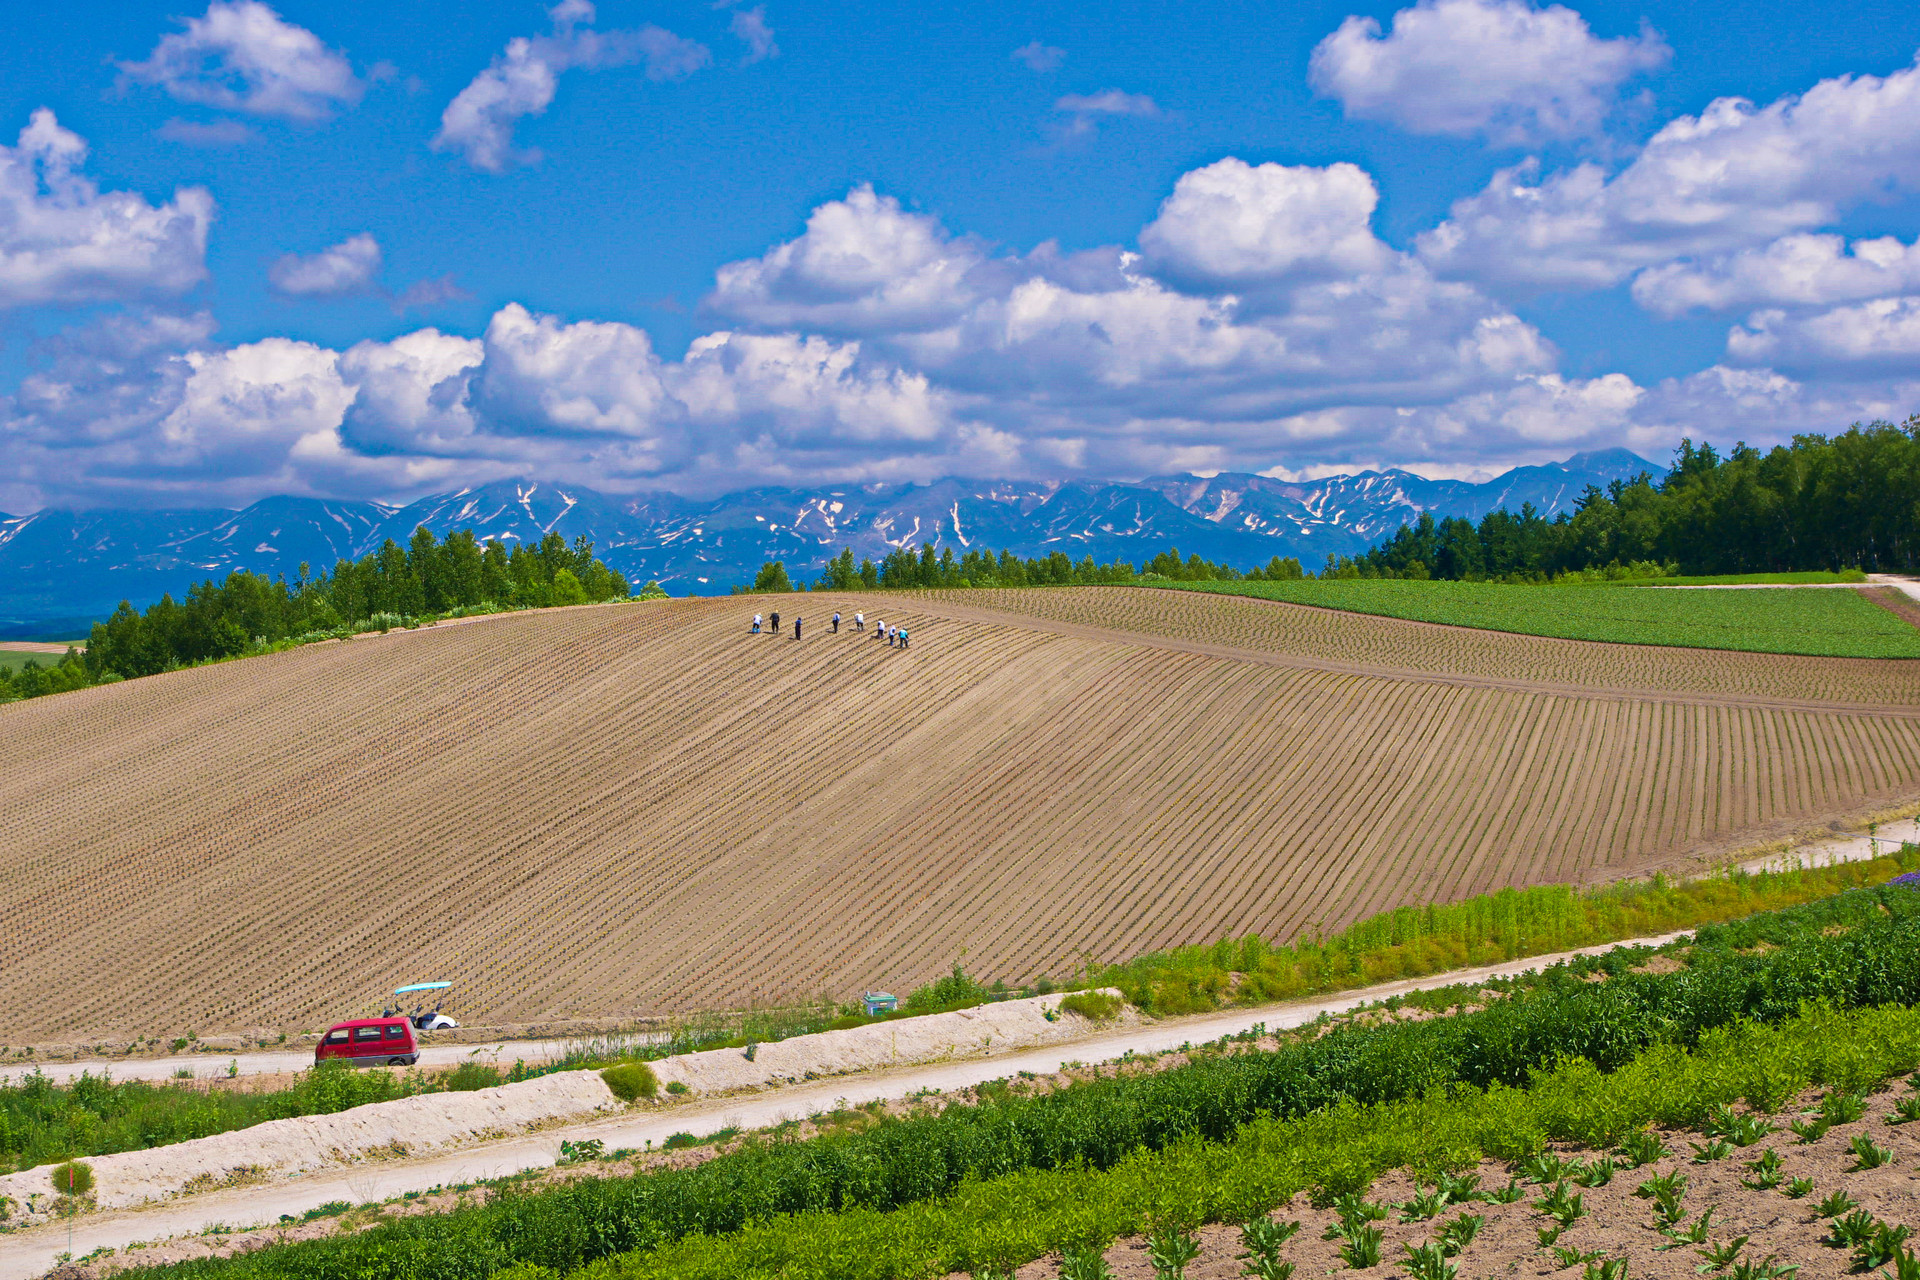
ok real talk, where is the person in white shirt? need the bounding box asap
[874,620,886,641]
[854,612,864,632]
[751,613,762,633]
[832,611,842,632]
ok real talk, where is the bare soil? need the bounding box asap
[2,590,1919,1045]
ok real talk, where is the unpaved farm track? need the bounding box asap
[3,588,1920,1044]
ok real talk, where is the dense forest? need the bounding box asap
[1342,421,1920,580]
[0,528,634,705]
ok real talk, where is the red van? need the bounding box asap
[315,1017,419,1067]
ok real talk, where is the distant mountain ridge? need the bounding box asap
[0,449,1660,637]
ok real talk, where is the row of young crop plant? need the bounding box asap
[112,876,1920,1280]
[569,1002,1920,1280]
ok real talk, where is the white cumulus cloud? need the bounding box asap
[1631,233,1920,316]
[0,110,213,309]
[1728,299,1920,372]
[1139,158,1395,289]
[268,233,382,298]
[1419,54,1920,288]
[1309,0,1667,145]
[119,0,363,122]
[434,1,710,172]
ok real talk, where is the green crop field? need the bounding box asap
[1152,579,1920,657]
[0,649,78,676]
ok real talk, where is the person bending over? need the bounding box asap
[832,611,841,632]
[751,613,762,634]
[770,611,780,633]
[854,612,864,631]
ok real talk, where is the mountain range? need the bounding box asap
[0,449,1660,638]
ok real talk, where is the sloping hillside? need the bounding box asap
[2,589,1918,1044]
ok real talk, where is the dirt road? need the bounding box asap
[0,920,1844,1280]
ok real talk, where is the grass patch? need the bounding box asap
[1148,578,1920,656]
[1092,845,1920,1015]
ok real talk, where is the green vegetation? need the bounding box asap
[1092,845,1920,1014]
[599,1063,657,1102]
[112,879,1920,1280]
[0,649,78,676]
[1057,991,1123,1023]
[1149,577,1920,656]
[0,1059,508,1174]
[1335,422,1920,578]
[0,527,634,706]
[49,1159,92,1195]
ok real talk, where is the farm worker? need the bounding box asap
[875,620,886,641]
[751,613,762,633]
[794,616,803,640]
[887,626,896,647]
[832,612,841,633]
[899,629,909,649]
[770,611,780,633]
[855,612,865,631]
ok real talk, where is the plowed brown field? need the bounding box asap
[3,587,1919,1044]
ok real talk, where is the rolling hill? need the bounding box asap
[2,584,1915,1047]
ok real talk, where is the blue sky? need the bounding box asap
[3,0,1919,510]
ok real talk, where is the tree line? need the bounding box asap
[738,544,1308,593]
[0,528,633,705]
[1341,420,1920,580]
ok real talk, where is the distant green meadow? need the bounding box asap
[0,648,79,676]
[1154,578,1920,658]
